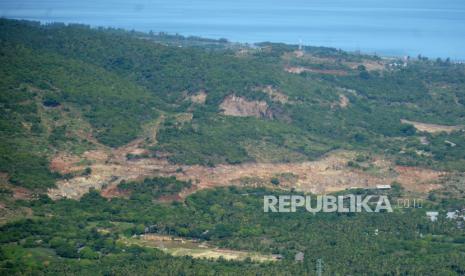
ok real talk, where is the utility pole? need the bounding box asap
[316,258,323,276]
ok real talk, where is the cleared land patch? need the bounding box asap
[219,95,272,118]
[119,234,279,262]
[284,66,348,76]
[258,85,289,104]
[401,119,463,134]
[189,90,207,104]
[331,95,350,109]
[48,138,446,200]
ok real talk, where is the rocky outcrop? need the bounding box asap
[219,95,272,119]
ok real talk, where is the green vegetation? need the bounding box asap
[118,176,192,199]
[2,18,465,185]
[1,18,465,274]
[0,186,464,274]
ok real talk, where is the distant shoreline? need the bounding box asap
[4,16,465,63]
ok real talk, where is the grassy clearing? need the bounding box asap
[119,235,278,262]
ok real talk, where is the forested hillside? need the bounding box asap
[0,19,464,274]
[2,19,465,190]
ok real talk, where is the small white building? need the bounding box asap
[446,211,459,220]
[426,211,439,222]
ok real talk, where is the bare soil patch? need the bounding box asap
[401,119,463,134]
[49,154,83,174]
[257,85,289,104]
[121,234,279,262]
[190,90,207,104]
[0,204,33,225]
[48,145,446,200]
[346,60,385,71]
[395,166,444,192]
[219,95,272,118]
[331,95,350,109]
[285,66,348,76]
[11,186,34,200]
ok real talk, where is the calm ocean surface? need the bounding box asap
[1,0,465,59]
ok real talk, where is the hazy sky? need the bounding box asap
[2,0,464,20]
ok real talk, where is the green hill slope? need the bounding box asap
[1,18,465,185]
[1,18,465,275]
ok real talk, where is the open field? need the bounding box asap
[284,66,349,76]
[119,234,279,262]
[401,119,463,134]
